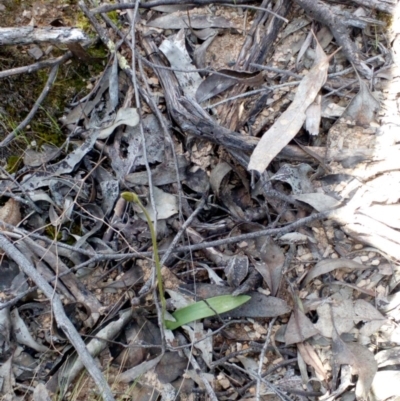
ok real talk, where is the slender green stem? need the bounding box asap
[121,192,166,324]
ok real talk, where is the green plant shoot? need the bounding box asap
[165,294,251,330]
[121,191,166,324]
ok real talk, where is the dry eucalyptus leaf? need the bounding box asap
[225,255,249,288]
[155,351,188,383]
[297,341,327,381]
[23,144,60,167]
[335,338,377,400]
[138,187,178,221]
[195,70,263,103]
[279,232,317,245]
[342,79,380,126]
[97,107,139,139]
[0,260,21,293]
[193,32,217,69]
[354,299,386,337]
[305,94,321,136]
[303,258,367,286]
[21,135,103,185]
[192,28,216,41]
[280,17,311,40]
[147,13,234,29]
[236,355,259,374]
[203,264,225,286]
[285,309,319,345]
[0,356,14,397]
[248,38,331,173]
[195,73,237,103]
[210,162,232,198]
[182,322,212,367]
[117,354,163,383]
[10,309,49,353]
[114,316,161,369]
[314,294,355,338]
[293,192,341,212]
[354,299,385,323]
[160,29,202,100]
[0,198,21,227]
[256,238,285,296]
[297,29,313,68]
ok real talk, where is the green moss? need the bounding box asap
[376,10,392,27]
[76,10,94,34]
[0,0,108,154]
[87,42,109,60]
[107,10,123,29]
[45,226,63,241]
[6,155,22,173]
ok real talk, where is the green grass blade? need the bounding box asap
[165,294,251,330]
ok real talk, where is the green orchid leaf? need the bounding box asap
[165,294,251,330]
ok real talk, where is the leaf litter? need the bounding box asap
[0,0,399,400]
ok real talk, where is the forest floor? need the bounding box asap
[1,1,400,401]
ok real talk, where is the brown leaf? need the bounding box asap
[285,309,319,345]
[225,255,249,288]
[195,70,263,103]
[342,79,380,126]
[297,341,327,381]
[303,258,367,287]
[248,38,331,173]
[254,238,285,296]
[0,198,21,228]
[23,144,60,167]
[305,94,322,136]
[332,326,377,400]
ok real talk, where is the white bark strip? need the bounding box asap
[0,26,89,45]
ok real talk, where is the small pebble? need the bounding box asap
[371,259,380,266]
[331,253,339,259]
[378,264,393,275]
[354,244,363,250]
[299,253,313,262]
[326,230,335,240]
[368,252,376,258]
[323,245,333,258]
[360,255,369,262]
[254,323,267,335]
[352,256,362,263]
[334,230,345,240]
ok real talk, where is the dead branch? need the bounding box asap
[294,0,373,78]
[0,26,90,45]
[351,0,395,13]
[0,234,115,401]
[0,52,71,79]
[91,0,259,14]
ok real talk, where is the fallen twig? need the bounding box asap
[0,234,115,401]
